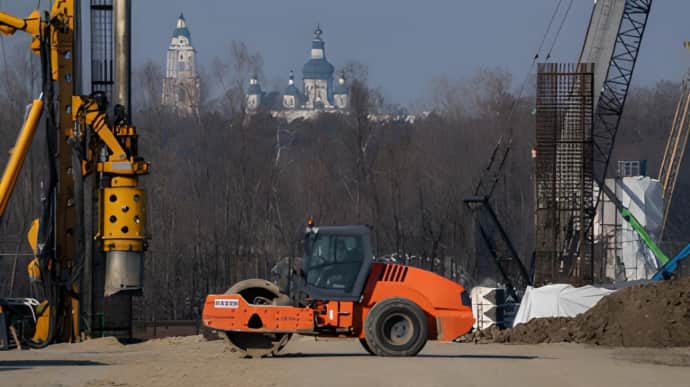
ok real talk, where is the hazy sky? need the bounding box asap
[2,1,689,105]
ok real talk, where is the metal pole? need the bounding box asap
[113,0,131,120]
[111,0,133,340]
[9,255,18,297]
[74,0,82,94]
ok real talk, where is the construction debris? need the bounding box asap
[464,277,690,347]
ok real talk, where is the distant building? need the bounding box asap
[247,25,349,119]
[162,14,200,116]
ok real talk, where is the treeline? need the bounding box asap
[0,41,687,321]
[130,61,537,320]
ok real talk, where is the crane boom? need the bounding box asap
[465,137,532,299]
[560,0,653,268]
[589,0,652,188]
[464,196,531,301]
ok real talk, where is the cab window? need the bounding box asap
[305,234,364,291]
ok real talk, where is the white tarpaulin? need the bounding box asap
[512,284,615,327]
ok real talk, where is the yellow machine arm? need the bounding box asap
[0,10,40,37]
[0,98,44,218]
[72,95,149,296]
[16,94,151,347]
[72,96,149,176]
[0,2,70,347]
[0,1,71,80]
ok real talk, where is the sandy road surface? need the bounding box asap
[1,336,689,387]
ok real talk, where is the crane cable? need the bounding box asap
[534,0,564,62]
[479,1,571,199]
[546,0,575,61]
[518,0,574,102]
[505,0,568,131]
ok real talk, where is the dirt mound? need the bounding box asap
[488,277,690,347]
[494,317,575,344]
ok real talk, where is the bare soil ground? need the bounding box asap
[1,335,689,387]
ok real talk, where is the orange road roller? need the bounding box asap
[202,224,474,357]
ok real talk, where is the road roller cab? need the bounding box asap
[202,223,474,357]
[301,224,374,301]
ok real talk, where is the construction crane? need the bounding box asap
[554,0,653,276]
[465,0,653,290]
[586,0,652,192]
[658,41,690,241]
[0,0,149,349]
[464,137,532,301]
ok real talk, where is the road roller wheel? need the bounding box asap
[358,338,375,355]
[222,280,292,358]
[364,298,428,357]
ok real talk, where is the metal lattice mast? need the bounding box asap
[465,137,532,300]
[591,0,652,187]
[563,0,652,273]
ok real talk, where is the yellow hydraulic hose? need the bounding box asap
[0,98,44,217]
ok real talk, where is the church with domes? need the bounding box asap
[247,25,349,118]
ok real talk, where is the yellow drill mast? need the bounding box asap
[0,1,149,347]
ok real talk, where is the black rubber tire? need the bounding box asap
[358,338,375,355]
[364,298,428,357]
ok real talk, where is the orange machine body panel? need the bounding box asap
[202,263,474,341]
[358,263,474,341]
[203,295,314,333]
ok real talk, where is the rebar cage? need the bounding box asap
[535,63,595,286]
